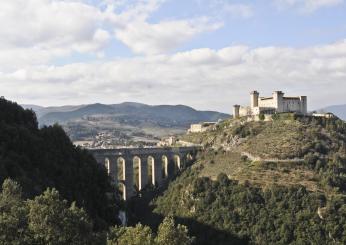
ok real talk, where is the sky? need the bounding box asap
[0,0,346,113]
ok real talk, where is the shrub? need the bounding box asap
[241,155,248,162]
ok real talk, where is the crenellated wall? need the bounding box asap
[89,147,200,200]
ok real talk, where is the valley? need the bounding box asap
[2,1,346,244]
[23,102,229,148]
[2,97,346,244]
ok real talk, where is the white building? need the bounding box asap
[157,136,178,146]
[188,122,217,133]
[312,112,335,119]
[233,91,307,118]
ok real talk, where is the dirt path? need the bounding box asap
[241,151,304,163]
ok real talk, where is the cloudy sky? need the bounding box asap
[0,0,345,113]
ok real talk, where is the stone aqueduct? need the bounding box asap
[89,146,200,200]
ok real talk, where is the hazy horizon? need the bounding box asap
[19,99,346,115]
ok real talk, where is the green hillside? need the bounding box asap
[0,98,196,244]
[0,98,118,230]
[180,114,346,192]
[4,97,346,244]
[151,114,346,244]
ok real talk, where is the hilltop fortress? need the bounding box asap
[233,91,307,120]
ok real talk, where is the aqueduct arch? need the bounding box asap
[133,156,141,191]
[90,146,200,200]
[104,158,110,175]
[117,157,126,182]
[119,182,126,200]
[173,155,181,172]
[162,155,169,178]
[147,156,155,186]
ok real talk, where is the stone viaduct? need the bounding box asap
[89,146,200,200]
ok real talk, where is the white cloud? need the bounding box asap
[105,0,223,55]
[115,18,222,55]
[2,40,346,112]
[0,0,110,70]
[0,0,108,49]
[0,1,345,112]
[0,0,223,68]
[275,0,344,12]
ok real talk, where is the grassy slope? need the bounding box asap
[182,117,322,159]
[150,115,346,244]
[179,115,342,193]
[196,150,321,192]
[182,117,321,191]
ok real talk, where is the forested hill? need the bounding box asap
[23,102,229,127]
[0,97,118,229]
[22,102,229,147]
[151,114,346,244]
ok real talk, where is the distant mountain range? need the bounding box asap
[22,102,346,125]
[319,104,346,120]
[22,102,229,146]
[22,102,229,127]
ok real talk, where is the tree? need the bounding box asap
[0,179,105,244]
[107,217,194,245]
[155,216,194,245]
[27,188,95,245]
[107,224,154,245]
[0,98,119,229]
[0,179,30,244]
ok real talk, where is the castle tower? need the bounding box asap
[300,96,307,114]
[250,91,259,108]
[273,91,284,113]
[233,105,240,119]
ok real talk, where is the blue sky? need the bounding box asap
[75,0,346,59]
[108,0,346,53]
[0,0,345,112]
[148,0,346,48]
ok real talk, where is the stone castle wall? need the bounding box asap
[233,90,308,118]
[281,98,302,113]
[239,106,251,117]
[258,98,276,108]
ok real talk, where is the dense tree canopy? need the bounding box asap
[155,170,346,244]
[0,98,118,229]
[0,179,194,245]
[107,216,194,245]
[155,216,194,245]
[154,115,346,244]
[0,179,28,244]
[0,179,98,244]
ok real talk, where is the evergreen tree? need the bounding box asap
[107,224,154,245]
[27,188,94,245]
[0,98,119,229]
[0,179,29,244]
[155,216,194,245]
